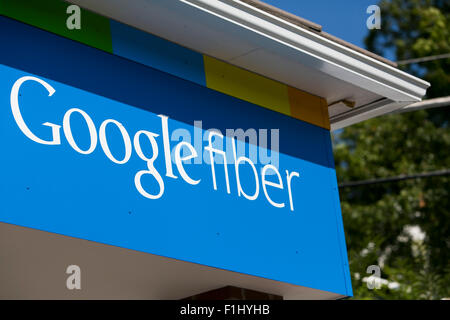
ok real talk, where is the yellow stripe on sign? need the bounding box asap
[204,55,330,130]
[203,56,291,116]
[288,87,330,130]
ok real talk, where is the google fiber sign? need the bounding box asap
[0,16,351,296]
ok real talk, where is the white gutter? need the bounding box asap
[330,99,408,130]
[179,0,430,103]
[333,96,449,130]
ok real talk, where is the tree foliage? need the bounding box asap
[335,0,450,299]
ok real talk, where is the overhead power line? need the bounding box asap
[338,169,450,188]
[397,53,450,65]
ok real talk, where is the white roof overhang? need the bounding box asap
[66,0,430,130]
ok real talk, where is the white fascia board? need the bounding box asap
[180,0,430,103]
[330,99,411,130]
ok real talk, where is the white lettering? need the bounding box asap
[286,170,300,211]
[232,137,259,200]
[133,130,164,199]
[174,141,200,185]
[10,76,61,145]
[99,119,132,164]
[63,108,97,154]
[205,131,230,193]
[261,165,285,208]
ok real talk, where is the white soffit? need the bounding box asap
[66,0,430,129]
[0,223,344,299]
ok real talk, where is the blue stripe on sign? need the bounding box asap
[0,64,350,296]
[0,16,333,169]
[110,20,206,86]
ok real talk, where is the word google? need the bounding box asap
[10,76,300,211]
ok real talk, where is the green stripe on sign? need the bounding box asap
[0,0,112,53]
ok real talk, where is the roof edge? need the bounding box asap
[239,0,397,67]
[181,0,429,103]
[239,0,322,32]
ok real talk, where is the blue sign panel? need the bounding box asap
[0,16,352,296]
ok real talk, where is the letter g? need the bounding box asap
[10,76,61,145]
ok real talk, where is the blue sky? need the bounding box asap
[263,0,380,49]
